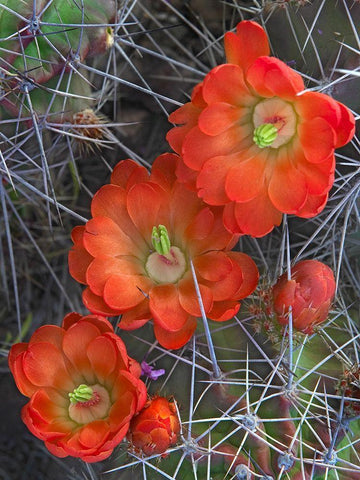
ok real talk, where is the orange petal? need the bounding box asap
[86,255,142,296]
[206,257,244,301]
[91,185,145,249]
[103,274,150,311]
[175,156,198,190]
[150,153,178,191]
[182,125,240,172]
[184,207,214,240]
[8,345,38,397]
[178,275,213,316]
[247,57,304,99]
[87,336,117,380]
[202,64,253,106]
[199,102,244,136]
[119,299,152,330]
[83,216,136,258]
[29,389,67,423]
[108,391,135,430]
[335,101,355,148]
[110,159,149,189]
[153,315,197,349]
[78,420,110,449]
[63,321,101,379]
[29,325,64,349]
[69,226,93,284]
[82,287,122,316]
[225,20,270,70]
[298,117,336,164]
[227,252,259,299]
[150,284,189,332]
[208,300,240,322]
[196,154,239,205]
[296,192,328,218]
[225,154,267,203]
[224,193,282,237]
[193,251,232,282]
[62,313,113,334]
[127,182,169,239]
[296,151,334,195]
[268,152,308,213]
[23,343,73,391]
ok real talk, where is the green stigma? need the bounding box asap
[152,225,171,255]
[69,384,93,404]
[253,123,278,148]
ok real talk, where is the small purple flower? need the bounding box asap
[141,361,165,381]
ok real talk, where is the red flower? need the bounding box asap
[127,396,180,456]
[68,153,259,350]
[8,313,147,463]
[167,21,355,237]
[272,260,336,333]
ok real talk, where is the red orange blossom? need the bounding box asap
[69,153,259,349]
[8,313,147,462]
[167,21,355,237]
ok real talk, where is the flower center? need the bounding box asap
[152,225,171,255]
[146,247,187,284]
[68,384,111,424]
[253,123,278,148]
[252,98,297,148]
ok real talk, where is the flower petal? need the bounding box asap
[247,57,304,99]
[86,255,142,296]
[298,117,336,164]
[202,64,253,106]
[196,155,235,205]
[178,275,213,316]
[224,21,270,71]
[208,301,240,322]
[184,207,214,240]
[150,284,189,332]
[68,226,93,284]
[103,274,151,311]
[223,192,282,237]
[8,345,38,397]
[87,336,117,380]
[227,252,259,299]
[268,150,308,213]
[153,315,197,350]
[110,159,149,189]
[225,154,267,203]
[119,300,151,331]
[23,343,73,391]
[78,420,110,449]
[296,192,328,219]
[182,125,240,172]
[199,102,244,136]
[127,182,169,239]
[82,287,122,316]
[63,321,101,381]
[83,216,136,258]
[193,251,232,282]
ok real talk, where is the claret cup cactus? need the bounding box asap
[4,1,360,479]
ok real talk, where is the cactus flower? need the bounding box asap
[272,260,336,333]
[68,153,259,350]
[8,313,147,463]
[127,397,180,456]
[167,21,355,237]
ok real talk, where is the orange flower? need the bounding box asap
[272,260,336,333]
[68,153,259,349]
[167,21,355,237]
[8,313,147,463]
[127,396,180,456]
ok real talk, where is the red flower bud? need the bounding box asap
[128,396,180,456]
[272,260,335,334]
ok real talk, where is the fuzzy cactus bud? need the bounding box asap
[127,396,180,456]
[272,260,336,334]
